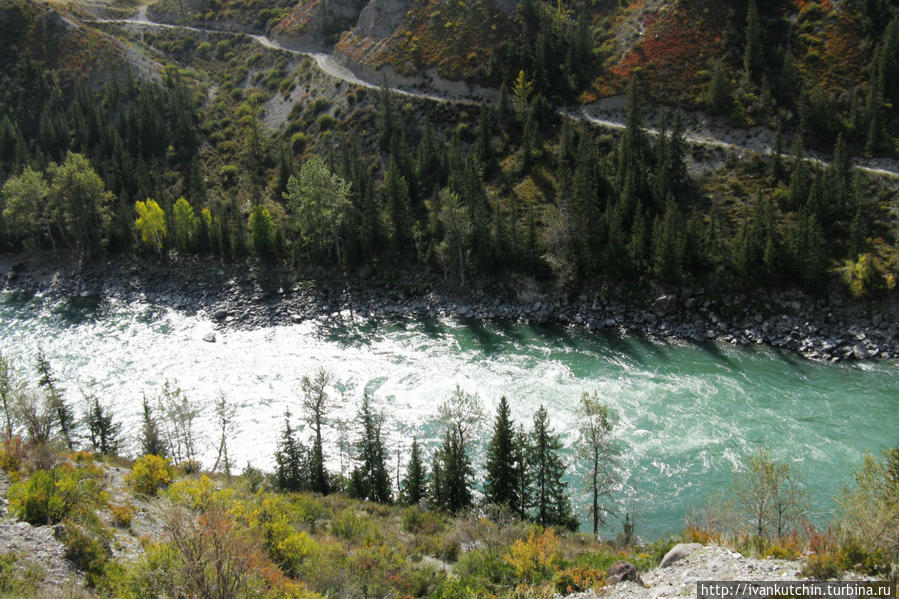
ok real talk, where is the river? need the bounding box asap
[0,291,896,539]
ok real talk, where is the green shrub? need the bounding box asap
[290,132,307,154]
[800,552,845,579]
[455,549,514,585]
[220,164,239,187]
[316,114,337,130]
[331,508,374,542]
[554,566,606,594]
[58,521,109,586]
[126,455,172,496]
[109,503,135,529]
[402,506,444,535]
[8,466,103,525]
[310,97,331,115]
[0,552,40,595]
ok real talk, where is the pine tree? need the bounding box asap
[743,0,764,85]
[36,348,74,450]
[378,83,395,153]
[140,395,166,457]
[348,392,392,503]
[401,438,428,505]
[484,396,520,511]
[274,410,307,492]
[528,405,577,530]
[300,367,334,495]
[84,393,120,455]
[513,425,531,520]
[432,425,473,514]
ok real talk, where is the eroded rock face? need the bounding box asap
[355,0,414,38]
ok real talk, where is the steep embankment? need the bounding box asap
[0,0,162,82]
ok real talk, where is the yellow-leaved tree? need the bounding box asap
[134,199,166,255]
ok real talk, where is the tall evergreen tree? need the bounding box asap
[743,0,764,84]
[431,425,473,514]
[274,410,307,492]
[484,396,520,511]
[348,392,392,503]
[401,437,428,505]
[36,348,74,450]
[528,405,576,530]
[140,395,166,457]
[84,393,120,455]
[300,367,334,494]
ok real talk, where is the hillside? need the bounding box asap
[0,448,894,598]
[1,0,898,330]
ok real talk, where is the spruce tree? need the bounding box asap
[484,396,519,511]
[348,392,391,503]
[274,410,307,492]
[300,367,334,494]
[528,405,577,531]
[743,0,764,84]
[401,438,428,505]
[140,395,166,457]
[513,425,531,520]
[36,349,74,450]
[433,425,473,514]
[84,393,120,455]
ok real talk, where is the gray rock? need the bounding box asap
[653,294,678,317]
[202,331,216,343]
[852,343,869,360]
[660,542,703,568]
[607,560,645,586]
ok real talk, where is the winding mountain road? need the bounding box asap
[90,12,899,180]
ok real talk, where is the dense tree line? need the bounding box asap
[0,51,892,297]
[274,376,620,533]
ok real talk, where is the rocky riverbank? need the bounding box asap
[1,254,897,363]
[571,543,879,599]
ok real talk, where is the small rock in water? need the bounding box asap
[202,331,216,343]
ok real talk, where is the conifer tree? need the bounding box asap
[432,425,473,514]
[348,392,391,503]
[513,425,531,520]
[300,367,334,494]
[484,396,520,511]
[140,395,166,457]
[274,410,307,492]
[401,438,428,505]
[84,393,120,455]
[743,0,764,84]
[36,349,74,450]
[528,405,577,530]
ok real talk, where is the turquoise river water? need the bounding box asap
[0,291,896,539]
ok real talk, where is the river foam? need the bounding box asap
[1,292,896,538]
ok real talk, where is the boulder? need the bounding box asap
[852,343,869,360]
[653,294,678,317]
[659,542,703,568]
[202,331,216,343]
[606,560,644,586]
